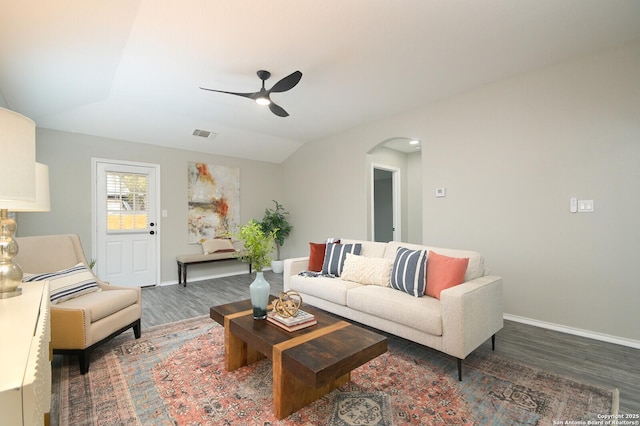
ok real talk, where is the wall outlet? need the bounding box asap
[435,188,446,198]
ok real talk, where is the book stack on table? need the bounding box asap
[267,309,317,332]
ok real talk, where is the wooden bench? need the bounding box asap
[176,251,251,287]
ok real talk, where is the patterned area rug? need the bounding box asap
[59,316,618,425]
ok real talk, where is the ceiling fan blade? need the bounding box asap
[199,87,258,99]
[268,71,302,93]
[269,102,289,117]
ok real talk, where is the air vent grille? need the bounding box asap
[192,129,216,139]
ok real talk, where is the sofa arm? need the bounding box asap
[283,257,310,290]
[440,275,503,359]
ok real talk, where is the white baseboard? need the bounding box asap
[504,313,640,350]
[157,268,262,287]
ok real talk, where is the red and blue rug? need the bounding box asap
[60,316,618,425]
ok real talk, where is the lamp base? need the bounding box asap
[0,209,23,298]
[0,288,22,299]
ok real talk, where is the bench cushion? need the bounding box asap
[176,251,238,263]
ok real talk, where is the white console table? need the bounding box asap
[0,281,51,426]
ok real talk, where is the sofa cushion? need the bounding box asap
[322,242,362,276]
[23,263,100,304]
[425,251,469,299]
[288,274,361,306]
[341,253,392,286]
[58,288,139,322]
[347,286,443,336]
[390,247,427,297]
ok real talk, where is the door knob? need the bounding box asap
[150,230,155,235]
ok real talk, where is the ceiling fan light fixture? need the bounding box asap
[200,69,302,117]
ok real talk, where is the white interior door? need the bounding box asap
[93,159,160,287]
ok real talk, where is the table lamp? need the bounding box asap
[0,107,38,299]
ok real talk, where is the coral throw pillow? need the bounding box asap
[308,242,327,272]
[425,251,469,299]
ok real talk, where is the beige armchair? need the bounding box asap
[15,234,142,374]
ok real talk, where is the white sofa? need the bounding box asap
[284,239,503,380]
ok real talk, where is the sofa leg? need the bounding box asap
[457,358,462,381]
[492,334,496,351]
[133,319,142,339]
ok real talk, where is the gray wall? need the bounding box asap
[18,128,282,284]
[14,40,640,343]
[282,40,640,343]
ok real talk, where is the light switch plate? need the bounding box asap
[435,188,446,198]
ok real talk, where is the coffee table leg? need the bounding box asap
[224,321,265,371]
[224,325,247,371]
[272,354,350,419]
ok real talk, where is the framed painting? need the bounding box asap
[187,162,240,243]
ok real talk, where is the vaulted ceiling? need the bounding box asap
[2,1,639,163]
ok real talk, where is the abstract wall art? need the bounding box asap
[187,162,240,243]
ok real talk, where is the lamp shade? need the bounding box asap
[0,107,36,202]
[4,163,50,212]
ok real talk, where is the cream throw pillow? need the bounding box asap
[341,253,392,286]
[202,238,235,254]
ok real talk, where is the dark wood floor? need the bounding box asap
[52,271,640,424]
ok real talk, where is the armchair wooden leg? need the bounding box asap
[79,350,90,375]
[133,319,142,339]
[492,334,496,351]
[457,358,462,381]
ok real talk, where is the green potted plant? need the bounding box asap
[260,200,293,273]
[234,219,277,319]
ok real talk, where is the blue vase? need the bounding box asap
[250,271,270,319]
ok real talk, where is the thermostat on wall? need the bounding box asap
[435,188,446,198]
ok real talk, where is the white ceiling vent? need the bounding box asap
[192,129,216,139]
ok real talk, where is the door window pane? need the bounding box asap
[106,172,149,231]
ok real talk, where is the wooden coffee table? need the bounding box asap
[210,298,387,419]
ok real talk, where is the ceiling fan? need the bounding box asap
[200,70,302,117]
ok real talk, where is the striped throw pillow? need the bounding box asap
[321,243,362,276]
[23,263,100,304]
[390,247,428,297]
